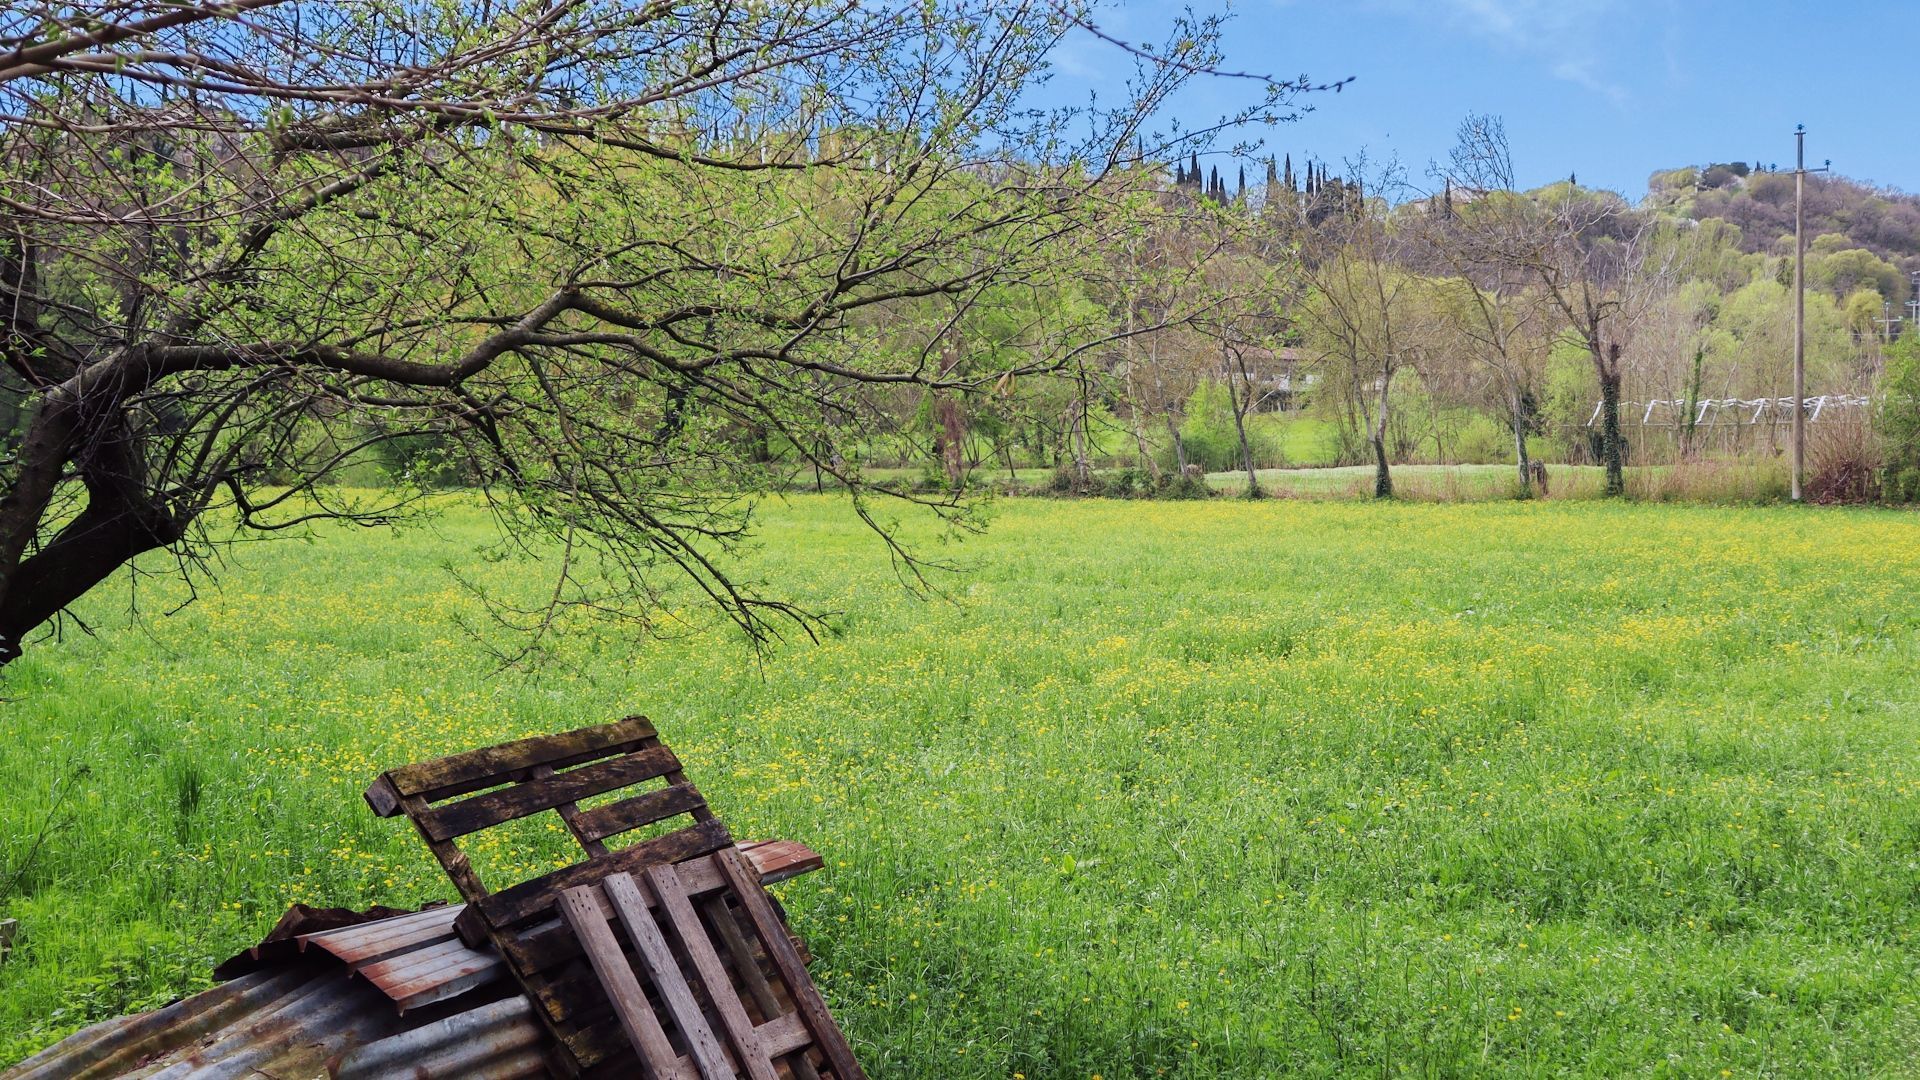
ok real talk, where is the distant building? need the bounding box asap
[1222,346,1314,411]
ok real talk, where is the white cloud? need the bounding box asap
[1388,0,1631,104]
[1550,57,1629,106]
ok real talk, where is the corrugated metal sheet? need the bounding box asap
[3,840,818,1079]
[332,997,546,1080]
[297,906,503,1012]
[2,906,528,1080]
[4,962,415,1080]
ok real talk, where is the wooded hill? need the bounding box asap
[1647,163,1919,307]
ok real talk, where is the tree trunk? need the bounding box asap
[1596,345,1624,496]
[1130,416,1159,481]
[932,340,965,489]
[0,490,181,665]
[1511,386,1533,498]
[1125,313,1160,482]
[0,417,181,666]
[1225,351,1259,498]
[1163,410,1188,476]
[1372,367,1394,498]
[1067,397,1091,492]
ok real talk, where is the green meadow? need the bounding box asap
[4,496,1920,1076]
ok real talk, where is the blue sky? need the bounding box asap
[1046,1,1914,199]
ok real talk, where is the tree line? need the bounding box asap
[0,0,1344,665]
[3,4,1911,668]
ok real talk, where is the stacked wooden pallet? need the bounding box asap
[367,716,864,1079]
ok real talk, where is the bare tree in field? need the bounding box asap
[1292,165,1416,498]
[1411,189,1557,491]
[1442,115,1664,496]
[0,1,1335,665]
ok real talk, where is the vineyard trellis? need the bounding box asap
[1588,396,1873,457]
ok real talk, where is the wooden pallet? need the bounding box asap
[558,853,863,1079]
[365,716,862,1078]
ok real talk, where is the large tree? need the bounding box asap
[0,1,1326,664]
[1292,165,1419,498]
[1441,115,1664,496]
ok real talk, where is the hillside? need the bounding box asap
[1647,163,1920,301]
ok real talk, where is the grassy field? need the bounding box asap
[837,464,1603,499]
[820,458,1788,503]
[4,496,1920,1076]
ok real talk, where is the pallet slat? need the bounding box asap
[558,885,689,1080]
[572,783,709,844]
[373,716,657,806]
[646,863,781,1080]
[715,848,866,1080]
[604,872,736,1080]
[414,746,684,842]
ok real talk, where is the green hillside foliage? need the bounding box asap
[1667,167,1920,306]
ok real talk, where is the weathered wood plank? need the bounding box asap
[474,819,733,930]
[694,891,824,1080]
[364,773,403,817]
[536,763,614,860]
[716,847,866,1080]
[700,893,782,1023]
[735,840,825,885]
[414,746,685,842]
[567,1008,813,1074]
[557,885,689,1080]
[499,844,814,975]
[695,893,822,1080]
[604,872,735,1080]
[398,792,492,904]
[571,783,708,844]
[647,863,782,1080]
[385,716,657,799]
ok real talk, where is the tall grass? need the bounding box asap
[4,498,1920,1075]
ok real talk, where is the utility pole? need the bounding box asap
[1876,300,1901,345]
[1791,125,1829,504]
[1908,270,1920,338]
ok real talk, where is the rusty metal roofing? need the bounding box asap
[3,840,819,1079]
[4,962,417,1080]
[3,904,526,1080]
[333,997,546,1080]
[208,901,508,1016]
[3,962,545,1080]
[297,906,504,1012]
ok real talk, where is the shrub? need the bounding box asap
[1879,333,1920,502]
[1177,381,1278,472]
[1155,471,1212,500]
[1452,414,1511,465]
[1105,467,1148,499]
[1178,381,1242,472]
[1806,413,1881,504]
